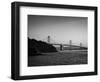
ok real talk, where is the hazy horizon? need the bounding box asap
[28,15,88,47]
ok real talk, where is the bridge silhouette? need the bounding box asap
[42,36,87,51]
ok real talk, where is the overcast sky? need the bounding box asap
[28,15,88,47]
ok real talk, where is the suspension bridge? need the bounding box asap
[42,36,87,51]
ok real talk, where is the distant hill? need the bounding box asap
[28,38,57,56]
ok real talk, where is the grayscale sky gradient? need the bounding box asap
[28,15,88,47]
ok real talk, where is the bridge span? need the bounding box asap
[44,36,87,51]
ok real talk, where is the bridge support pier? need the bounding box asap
[60,44,63,51]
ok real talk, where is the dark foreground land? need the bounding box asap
[28,50,88,66]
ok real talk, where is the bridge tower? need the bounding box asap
[47,36,50,43]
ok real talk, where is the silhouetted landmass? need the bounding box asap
[28,38,57,56]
